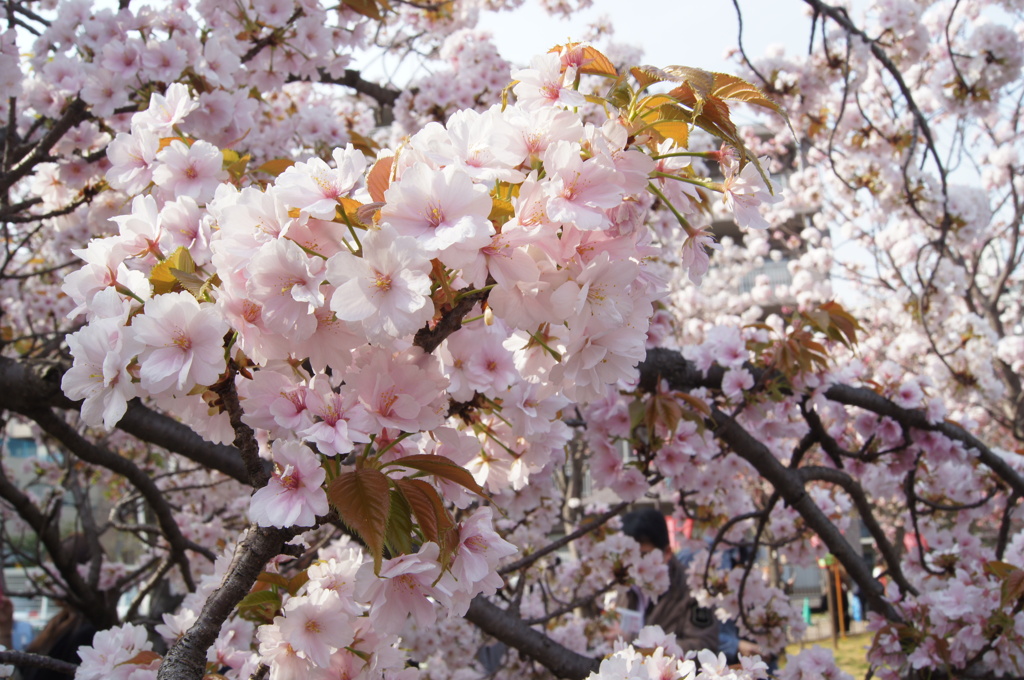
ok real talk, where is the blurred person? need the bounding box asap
[620,508,719,653]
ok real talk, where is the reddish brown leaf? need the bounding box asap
[1002,569,1024,608]
[704,72,786,117]
[387,454,486,497]
[631,65,668,90]
[394,478,455,547]
[986,560,1017,579]
[256,159,295,176]
[367,156,394,203]
[342,0,385,20]
[646,392,683,436]
[676,393,712,418]
[118,651,162,667]
[329,468,392,572]
[549,42,618,77]
[287,571,310,596]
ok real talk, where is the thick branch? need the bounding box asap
[318,69,402,108]
[637,347,722,393]
[0,356,251,484]
[214,376,269,488]
[413,288,490,354]
[0,356,75,411]
[0,650,78,675]
[157,525,293,680]
[464,596,601,680]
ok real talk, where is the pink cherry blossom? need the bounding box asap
[131,291,229,394]
[380,163,494,265]
[300,375,373,456]
[133,82,199,135]
[357,542,448,634]
[680,226,723,285]
[511,52,586,110]
[276,144,367,219]
[152,139,227,203]
[249,439,328,528]
[62,314,142,430]
[326,227,434,344]
[542,140,624,231]
[247,237,326,341]
[277,590,357,667]
[106,125,160,195]
[75,623,153,680]
[721,159,781,231]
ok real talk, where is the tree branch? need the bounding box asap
[0,98,90,195]
[0,650,78,675]
[0,462,117,628]
[499,501,629,575]
[464,596,601,680]
[157,524,295,680]
[26,408,212,585]
[0,356,252,484]
[823,383,1024,499]
[710,406,902,622]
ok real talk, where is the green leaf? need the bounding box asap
[237,589,281,610]
[384,488,415,557]
[606,80,634,110]
[628,398,646,430]
[235,588,281,623]
[170,268,208,299]
[386,454,486,497]
[329,468,392,572]
[225,151,251,179]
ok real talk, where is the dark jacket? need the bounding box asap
[642,557,719,653]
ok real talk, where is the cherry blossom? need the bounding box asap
[249,440,329,528]
[130,291,228,394]
[325,227,434,344]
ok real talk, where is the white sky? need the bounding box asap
[350,1,822,94]
[475,0,816,74]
